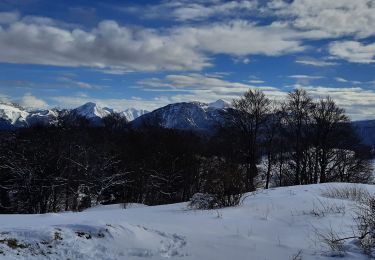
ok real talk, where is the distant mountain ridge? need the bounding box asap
[0,100,374,150]
[0,102,148,129]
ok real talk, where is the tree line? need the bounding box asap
[0,89,373,213]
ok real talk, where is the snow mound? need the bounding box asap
[0,223,187,259]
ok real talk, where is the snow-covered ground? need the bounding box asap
[0,183,373,259]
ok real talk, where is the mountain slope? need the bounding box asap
[70,102,111,125]
[27,109,59,126]
[353,120,375,149]
[131,100,231,131]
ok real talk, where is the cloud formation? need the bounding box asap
[138,73,286,104]
[297,86,375,120]
[161,0,258,21]
[20,93,48,109]
[329,41,375,64]
[270,0,375,39]
[295,58,338,67]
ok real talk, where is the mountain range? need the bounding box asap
[0,99,374,149]
[0,99,231,130]
[0,102,149,129]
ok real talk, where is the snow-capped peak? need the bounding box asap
[208,99,230,109]
[0,102,29,126]
[74,102,111,119]
[120,108,149,121]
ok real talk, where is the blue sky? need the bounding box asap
[0,0,374,120]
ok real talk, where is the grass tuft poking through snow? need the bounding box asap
[321,184,370,202]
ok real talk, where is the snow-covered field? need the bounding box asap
[0,183,374,260]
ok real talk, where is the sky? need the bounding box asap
[0,0,374,120]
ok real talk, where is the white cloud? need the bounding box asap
[0,11,19,24]
[289,75,323,80]
[0,15,308,72]
[57,77,94,89]
[295,58,338,67]
[138,73,286,104]
[335,77,349,83]
[334,77,363,85]
[0,19,209,72]
[270,0,375,39]
[329,41,375,63]
[20,93,48,109]
[173,20,305,57]
[139,73,251,90]
[127,0,259,21]
[248,80,265,84]
[288,75,324,86]
[168,0,258,21]
[295,85,375,120]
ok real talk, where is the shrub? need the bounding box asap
[316,189,375,257]
[188,193,218,210]
[308,198,345,217]
[354,195,375,256]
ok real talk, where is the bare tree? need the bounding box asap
[263,101,282,189]
[312,96,349,183]
[232,89,271,191]
[281,89,314,185]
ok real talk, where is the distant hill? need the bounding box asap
[352,120,375,149]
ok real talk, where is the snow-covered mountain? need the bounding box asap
[27,109,60,126]
[72,102,112,119]
[0,103,29,129]
[120,108,149,122]
[0,103,61,129]
[131,100,231,131]
[69,102,112,125]
[70,102,148,125]
[0,102,148,129]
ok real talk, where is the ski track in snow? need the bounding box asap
[0,183,373,259]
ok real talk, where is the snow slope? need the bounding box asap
[72,102,111,120]
[0,183,372,259]
[120,108,149,122]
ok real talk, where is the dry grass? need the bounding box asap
[321,185,370,202]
